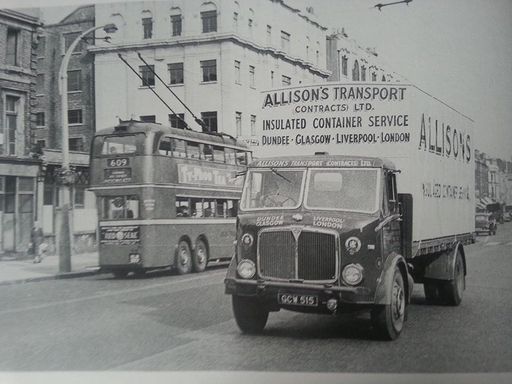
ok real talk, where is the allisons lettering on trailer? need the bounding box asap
[253,159,376,168]
[418,113,471,162]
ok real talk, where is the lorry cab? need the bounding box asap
[225,154,413,340]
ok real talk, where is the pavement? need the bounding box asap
[0,252,100,286]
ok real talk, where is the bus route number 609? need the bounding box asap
[108,158,129,168]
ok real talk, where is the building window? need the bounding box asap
[68,109,83,125]
[280,30,290,53]
[372,72,377,82]
[341,55,348,77]
[36,112,45,127]
[37,36,46,57]
[382,74,386,82]
[140,115,156,123]
[67,70,81,92]
[142,17,153,39]
[169,113,186,129]
[63,32,82,54]
[4,95,20,155]
[250,115,256,135]
[69,137,84,151]
[266,25,272,45]
[201,111,217,132]
[282,75,291,86]
[171,14,182,36]
[6,28,19,66]
[361,66,366,81]
[233,12,239,31]
[235,112,242,136]
[36,74,45,94]
[36,139,46,149]
[168,63,184,84]
[201,10,217,33]
[74,185,85,208]
[249,65,255,88]
[200,60,217,82]
[140,65,155,86]
[352,60,360,81]
[234,60,241,84]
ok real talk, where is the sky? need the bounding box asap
[5,0,512,160]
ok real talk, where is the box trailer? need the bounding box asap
[225,83,475,339]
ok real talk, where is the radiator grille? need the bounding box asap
[258,228,337,281]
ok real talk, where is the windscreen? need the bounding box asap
[241,169,305,210]
[94,134,144,155]
[305,169,379,213]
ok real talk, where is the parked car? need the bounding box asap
[503,211,511,222]
[475,213,497,235]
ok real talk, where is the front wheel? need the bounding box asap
[371,268,406,340]
[175,241,192,275]
[232,295,269,334]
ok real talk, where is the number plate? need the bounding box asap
[278,292,318,307]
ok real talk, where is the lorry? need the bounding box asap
[225,83,475,340]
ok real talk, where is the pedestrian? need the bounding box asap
[30,221,45,263]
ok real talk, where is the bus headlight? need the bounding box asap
[237,259,256,279]
[241,233,254,248]
[342,263,363,286]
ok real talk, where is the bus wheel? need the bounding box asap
[193,239,208,273]
[232,295,268,334]
[371,267,406,340]
[175,241,192,275]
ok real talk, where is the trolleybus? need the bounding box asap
[89,120,251,277]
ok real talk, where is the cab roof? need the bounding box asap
[95,120,249,150]
[249,154,396,170]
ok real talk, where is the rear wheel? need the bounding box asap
[232,295,269,334]
[371,267,406,340]
[439,250,465,306]
[193,239,208,273]
[423,281,441,304]
[175,240,192,275]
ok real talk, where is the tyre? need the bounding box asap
[112,270,128,278]
[371,267,406,340]
[439,250,465,306]
[232,295,269,334]
[423,281,441,304]
[193,238,208,273]
[175,240,192,275]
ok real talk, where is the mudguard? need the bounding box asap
[374,252,410,305]
[423,242,466,281]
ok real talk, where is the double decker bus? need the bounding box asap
[89,120,251,277]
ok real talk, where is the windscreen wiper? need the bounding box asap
[270,168,292,183]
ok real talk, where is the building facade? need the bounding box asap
[34,5,97,252]
[0,9,41,256]
[92,0,330,143]
[326,30,400,83]
[474,149,489,202]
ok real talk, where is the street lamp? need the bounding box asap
[57,23,117,273]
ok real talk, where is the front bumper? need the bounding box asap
[224,276,375,310]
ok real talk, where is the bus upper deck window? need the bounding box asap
[236,150,247,166]
[187,141,202,159]
[225,148,236,164]
[171,138,186,157]
[158,137,172,156]
[213,146,225,163]
[101,135,138,155]
[203,144,214,161]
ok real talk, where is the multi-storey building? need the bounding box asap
[0,9,41,256]
[474,149,489,202]
[34,5,97,252]
[326,30,400,83]
[91,0,330,143]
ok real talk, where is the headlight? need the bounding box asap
[129,253,141,264]
[237,259,256,279]
[342,263,363,286]
[241,233,254,248]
